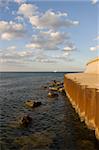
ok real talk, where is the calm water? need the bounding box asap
[0,72,99,150]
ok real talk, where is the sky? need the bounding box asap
[0,0,99,72]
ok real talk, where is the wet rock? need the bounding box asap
[19,115,32,127]
[48,92,58,98]
[77,139,96,150]
[10,91,13,95]
[49,87,58,91]
[25,100,41,108]
[53,80,63,86]
[41,85,48,90]
[58,87,65,93]
[43,86,48,89]
[56,81,63,86]
[49,80,63,88]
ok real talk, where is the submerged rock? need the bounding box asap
[19,115,32,127]
[41,85,48,90]
[15,131,53,149]
[77,139,96,150]
[43,86,48,89]
[48,92,58,98]
[25,100,41,108]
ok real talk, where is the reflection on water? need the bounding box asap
[0,72,99,150]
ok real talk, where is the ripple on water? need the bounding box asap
[0,73,99,150]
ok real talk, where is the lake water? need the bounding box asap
[0,72,99,150]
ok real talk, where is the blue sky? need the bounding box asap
[0,0,98,71]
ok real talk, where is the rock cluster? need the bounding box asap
[47,80,65,98]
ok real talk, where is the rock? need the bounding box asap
[49,80,63,88]
[43,86,48,89]
[19,115,32,127]
[25,100,41,108]
[53,80,57,84]
[41,86,48,89]
[10,91,13,95]
[56,81,62,86]
[53,80,63,86]
[58,87,65,93]
[48,92,58,98]
[49,87,58,91]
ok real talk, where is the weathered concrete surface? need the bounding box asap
[64,73,99,140]
[95,90,99,140]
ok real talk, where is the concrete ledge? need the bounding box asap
[64,73,99,140]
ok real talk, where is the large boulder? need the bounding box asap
[25,100,41,108]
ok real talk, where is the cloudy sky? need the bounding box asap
[0,0,98,72]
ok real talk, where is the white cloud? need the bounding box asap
[94,35,99,40]
[15,0,25,4]
[32,50,70,63]
[29,10,79,29]
[7,46,16,51]
[18,51,33,57]
[18,4,79,30]
[51,52,69,60]
[90,45,99,51]
[0,21,8,32]
[26,30,70,50]
[0,20,26,40]
[64,45,76,51]
[96,36,99,40]
[0,46,33,64]
[0,46,56,64]
[18,3,38,18]
[26,43,41,49]
[90,35,99,52]
[0,0,25,7]
[1,33,14,40]
[0,3,78,65]
[34,56,56,63]
[91,0,99,4]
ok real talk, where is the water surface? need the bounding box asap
[0,72,99,150]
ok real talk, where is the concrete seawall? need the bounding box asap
[64,73,99,140]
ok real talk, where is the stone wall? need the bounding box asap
[64,73,99,140]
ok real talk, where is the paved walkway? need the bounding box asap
[65,73,99,89]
